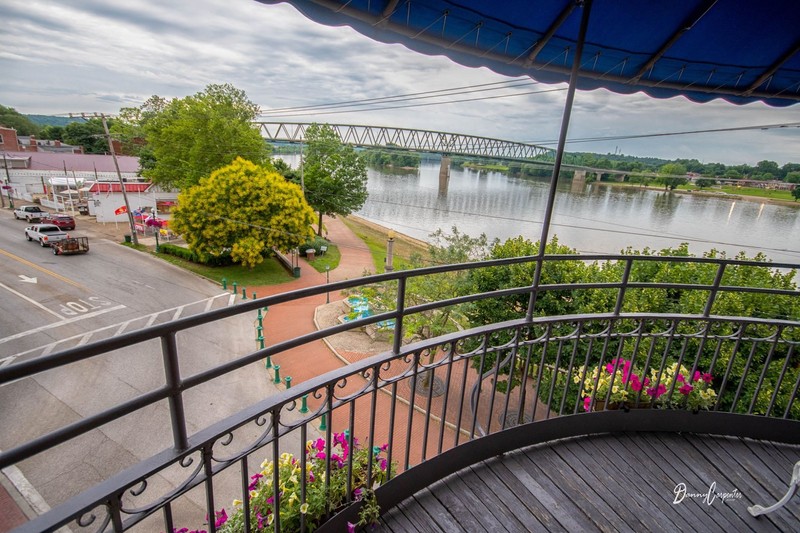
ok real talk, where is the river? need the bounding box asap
[279,156,800,264]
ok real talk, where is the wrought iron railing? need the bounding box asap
[1,254,798,532]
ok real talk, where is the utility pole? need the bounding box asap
[99,113,138,245]
[2,152,12,208]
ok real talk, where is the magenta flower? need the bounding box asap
[213,509,227,528]
[257,512,265,529]
[379,458,388,471]
[679,383,694,395]
[702,372,714,384]
[314,438,325,452]
[347,522,357,533]
[353,487,363,499]
[647,383,667,399]
[316,452,327,460]
[309,470,315,482]
[583,396,592,412]
[248,473,263,491]
[676,373,686,383]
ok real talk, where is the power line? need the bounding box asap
[259,79,540,115]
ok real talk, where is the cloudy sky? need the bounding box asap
[3,0,800,166]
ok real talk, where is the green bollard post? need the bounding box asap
[300,395,309,414]
[242,287,247,300]
[256,325,263,339]
[285,376,292,389]
[232,281,238,295]
[257,335,264,350]
[221,278,227,290]
[273,364,281,384]
[265,354,272,369]
[252,291,257,300]
[319,413,327,431]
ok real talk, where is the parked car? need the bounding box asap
[41,213,76,230]
[14,205,47,222]
[24,224,69,247]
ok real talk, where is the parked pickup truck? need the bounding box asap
[25,224,70,247]
[14,205,47,222]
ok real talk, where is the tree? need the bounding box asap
[695,178,716,189]
[134,84,270,190]
[63,119,109,154]
[38,125,64,141]
[756,160,781,179]
[302,123,368,236]
[169,158,315,268]
[792,187,800,201]
[786,172,800,184]
[0,105,39,135]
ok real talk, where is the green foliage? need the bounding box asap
[157,243,234,266]
[299,235,330,256]
[363,149,421,168]
[659,176,689,190]
[170,158,315,268]
[792,187,800,201]
[695,178,716,188]
[0,105,39,135]
[786,172,800,184]
[63,119,109,154]
[133,84,270,189]
[37,125,64,141]
[302,123,368,235]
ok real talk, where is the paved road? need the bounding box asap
[0,208,287,528]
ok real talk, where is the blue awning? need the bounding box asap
[258,0,800,107]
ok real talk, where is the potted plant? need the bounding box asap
[177,432,391,532]
[647,362,718,411]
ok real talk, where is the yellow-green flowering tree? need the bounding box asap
[170,158,315,268]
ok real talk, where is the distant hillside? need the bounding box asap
[25,115,81,127]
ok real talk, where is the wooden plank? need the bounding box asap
[395,494,446,533]
[636,433,748,532]
[606,433,718,526]
[464,458,554,532]
[500,450,599,532]
[688,435,796,532]
[562,434,690,532]
[379,499,421,533]
[486,456,569,531]
[426,476,491,532]
[412,486,480,533]
[514,445,628,532]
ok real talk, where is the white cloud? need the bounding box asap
[2,0,799,165]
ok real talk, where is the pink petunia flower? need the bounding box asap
[379,458,388,471]
[583,396,592,412]
[693,371,702,382]
[702,373,714,384]
[248,473,263,491]
[214,509,227,528]
[314,438,325,452]
[347,522,357,533]
[676,373,686,383]
[679,383,694,395]
[647,384,667,399]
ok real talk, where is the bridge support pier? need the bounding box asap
[438,155,451,195]
[571,170,586,193]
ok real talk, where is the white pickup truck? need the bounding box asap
[14,205,47,222]
[25,224,70,247]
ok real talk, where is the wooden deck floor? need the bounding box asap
[376,432,800,532]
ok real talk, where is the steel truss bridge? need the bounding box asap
[256,122,554,161]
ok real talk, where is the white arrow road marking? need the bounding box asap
[18,275,37,283]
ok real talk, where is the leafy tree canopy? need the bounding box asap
[0,105,40,135]
[62,119,109,154]
[169,158,315,268]
[128,84,269,190]
[659,162,687,175]
[302,123,368,235]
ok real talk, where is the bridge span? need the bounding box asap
[257,122,554,194]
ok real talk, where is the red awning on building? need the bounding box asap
[88,182,151,193]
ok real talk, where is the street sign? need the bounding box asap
[114,206,127,215]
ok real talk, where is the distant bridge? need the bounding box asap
[256,122,553,161]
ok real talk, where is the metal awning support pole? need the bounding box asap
[527,0,593,321]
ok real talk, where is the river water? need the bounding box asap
[280,156,800,264]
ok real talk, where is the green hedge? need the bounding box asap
[299,236,331,257]
[158,243,234,266]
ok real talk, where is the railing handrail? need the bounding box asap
[2,253,798,532]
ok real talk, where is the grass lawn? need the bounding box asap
[341,216,427,272]
[306,244,341,273]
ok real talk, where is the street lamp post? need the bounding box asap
[325,266,330,303]
[385,230,396,272]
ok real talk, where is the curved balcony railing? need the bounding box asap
[1,253,798,532]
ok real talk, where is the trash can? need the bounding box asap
[306,248,316,261]
[293,266,301,278]
[124,234,132,243]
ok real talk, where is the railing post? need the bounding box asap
[526,257,544,321]
[393,276,406,355]
[161,332,188,450]
[703,263,727,317]
[614,258,634,316]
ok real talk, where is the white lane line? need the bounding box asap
[0,305,127,345]
[77,333,93,346]
[0,281,64,320]
[204,298,216,312]
[172,308,183,321]
[114,322,131,336]
[144,314,159,328]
